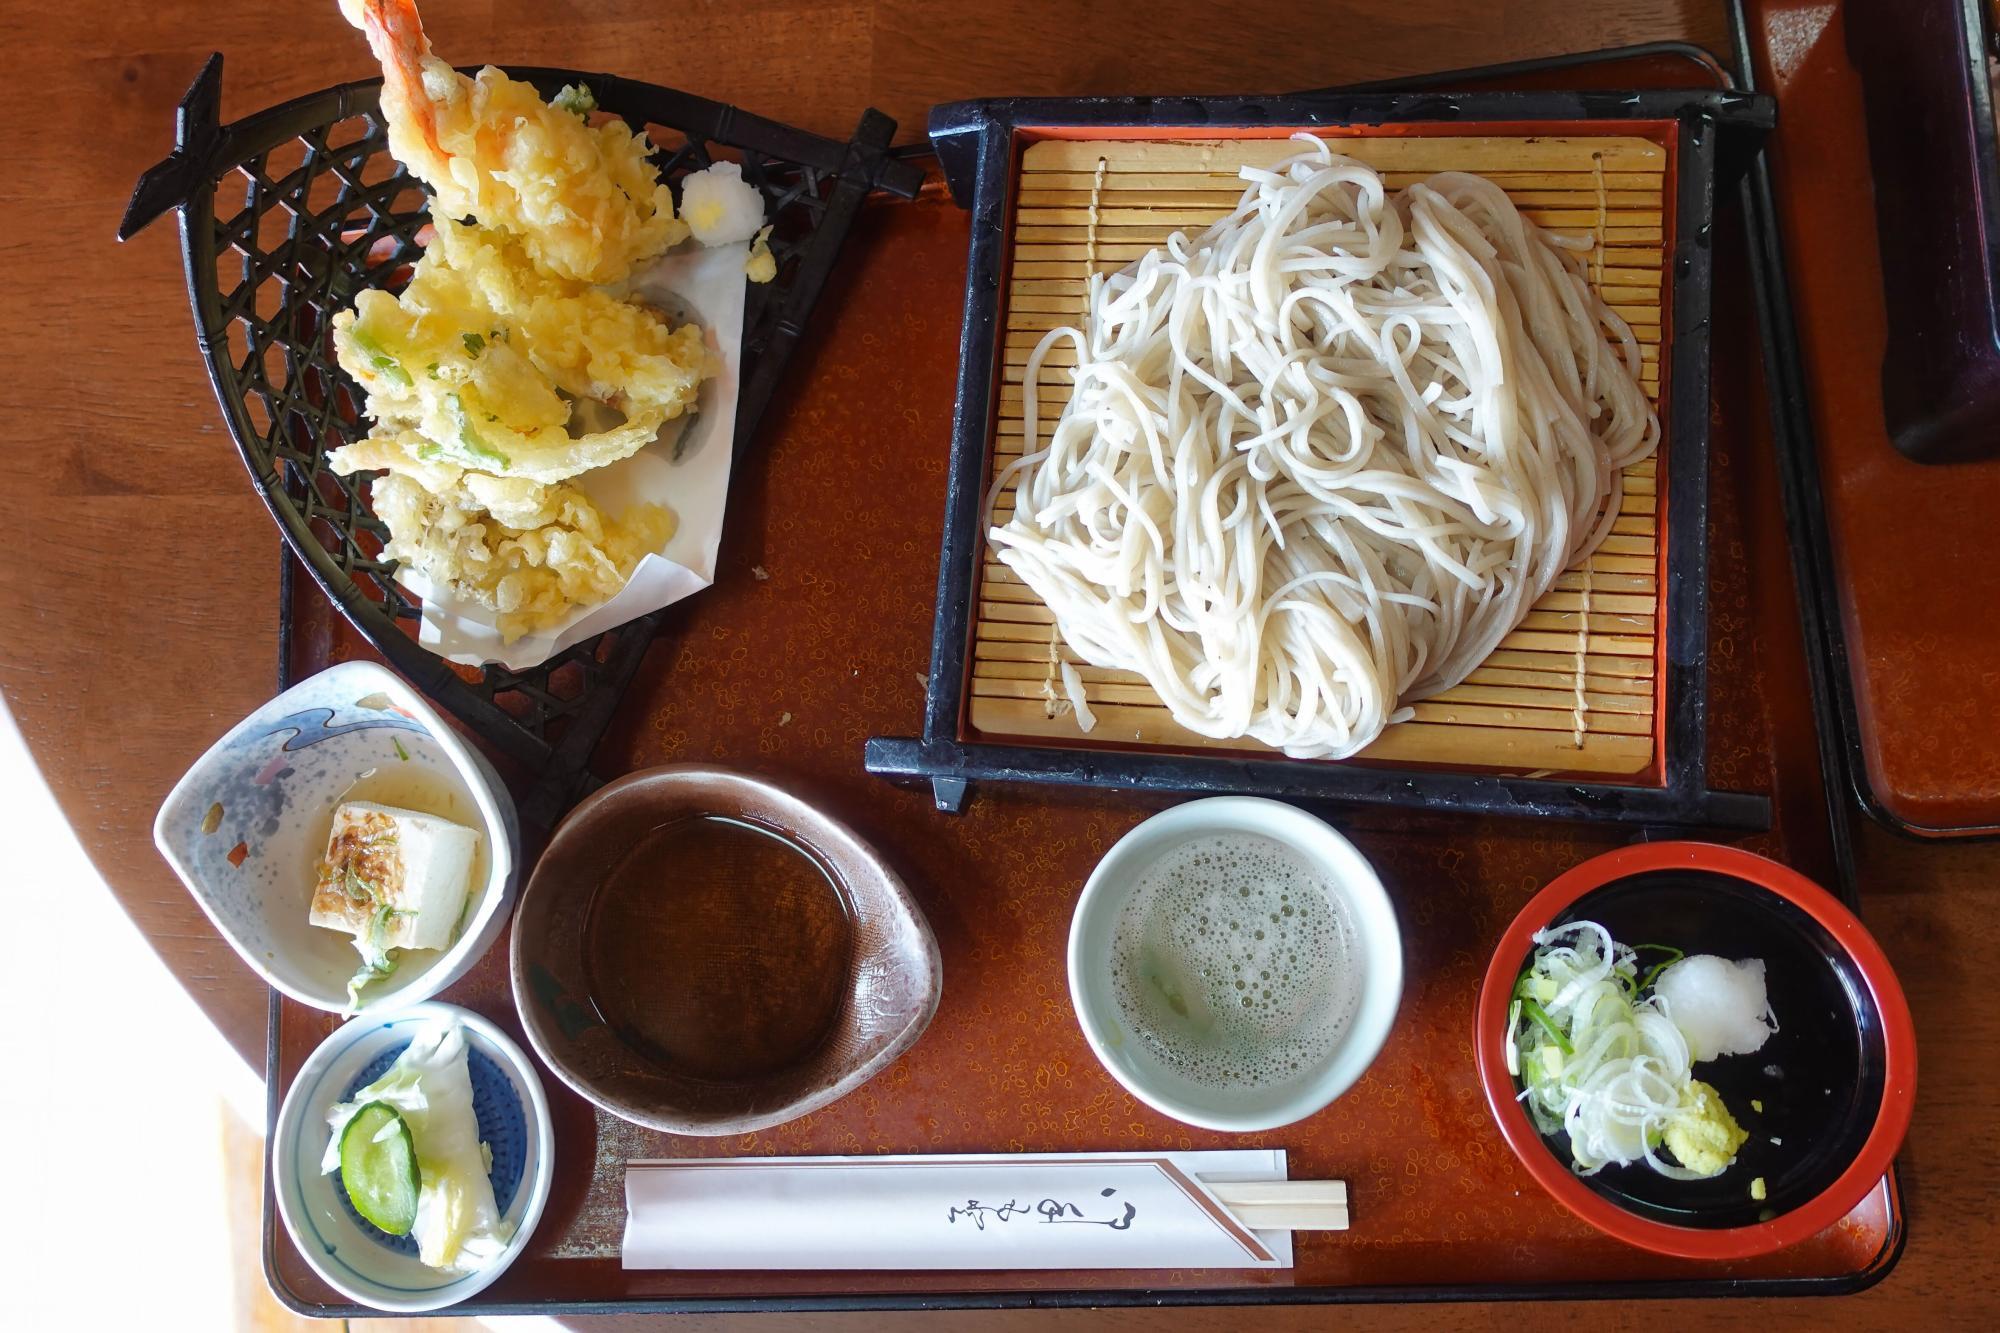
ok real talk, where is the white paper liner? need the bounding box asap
[621,1150,1294,1270]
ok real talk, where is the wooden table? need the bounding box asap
[3,0,1991,1325]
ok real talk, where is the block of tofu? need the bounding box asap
[309,801,481,953]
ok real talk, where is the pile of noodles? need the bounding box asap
[988,136,1658,758]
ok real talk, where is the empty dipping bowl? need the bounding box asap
[1475,841,1917,1260]
[1068,797,1403,1132]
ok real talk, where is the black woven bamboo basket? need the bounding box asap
[119,53,923,832]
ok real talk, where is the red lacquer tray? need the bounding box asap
[1746,0,2000,838]
[262,50,1904,1316]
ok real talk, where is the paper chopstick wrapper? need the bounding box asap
[405,240,749,670]
[622,1151,1295,1270]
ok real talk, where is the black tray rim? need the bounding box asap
[865,83,1775,829]
[261,28,1907,1317]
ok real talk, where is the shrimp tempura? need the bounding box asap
[338,0,686,284]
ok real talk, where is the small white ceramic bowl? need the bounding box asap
[1068,797,1403,1132]
[272,1002,554,1313]
[153,660,518,1013]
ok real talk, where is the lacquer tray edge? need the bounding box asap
[257,30,1907,1316]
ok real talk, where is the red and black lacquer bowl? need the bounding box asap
[1475,842,1916,1260]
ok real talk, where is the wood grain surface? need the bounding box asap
[2,0,1994,1327]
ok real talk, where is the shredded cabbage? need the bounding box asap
[323,1018,510,1272]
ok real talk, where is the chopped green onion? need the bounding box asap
[1514,970,1559,1004]
[1636,944,1686,993]
[444,393,510,470]
[1520,997,1573,1055]
[369,902,414,945]
[343,864,381,904]
[392,737,410,762]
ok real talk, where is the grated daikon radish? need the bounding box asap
[1652,955,1778,1062]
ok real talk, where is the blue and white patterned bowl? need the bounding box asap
[271,1002,554,1312]
[153,660,518,1012]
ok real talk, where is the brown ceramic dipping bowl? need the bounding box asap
[509,765,941,1134]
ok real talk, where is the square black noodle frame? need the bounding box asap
[866,87,1775,830]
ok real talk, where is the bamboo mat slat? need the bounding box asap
[965,134,1668,778]
[1021,170,1665,192]
[1022,136,1666,172]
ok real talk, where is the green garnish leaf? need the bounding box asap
[461,331,486,357]
[552,83,597,117]
[345,942,398,1007]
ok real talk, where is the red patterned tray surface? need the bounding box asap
[268,97,1897,1311]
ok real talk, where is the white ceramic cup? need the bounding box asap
[1067,797,1403,1132]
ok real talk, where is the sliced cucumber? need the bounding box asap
[339,1101,420,1236]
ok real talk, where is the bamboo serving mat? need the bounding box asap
[974,134,1667,777]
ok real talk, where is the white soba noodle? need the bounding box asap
[988,135,1659,759]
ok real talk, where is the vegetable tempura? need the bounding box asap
[329,220,711,488]
[329,0,765,642]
